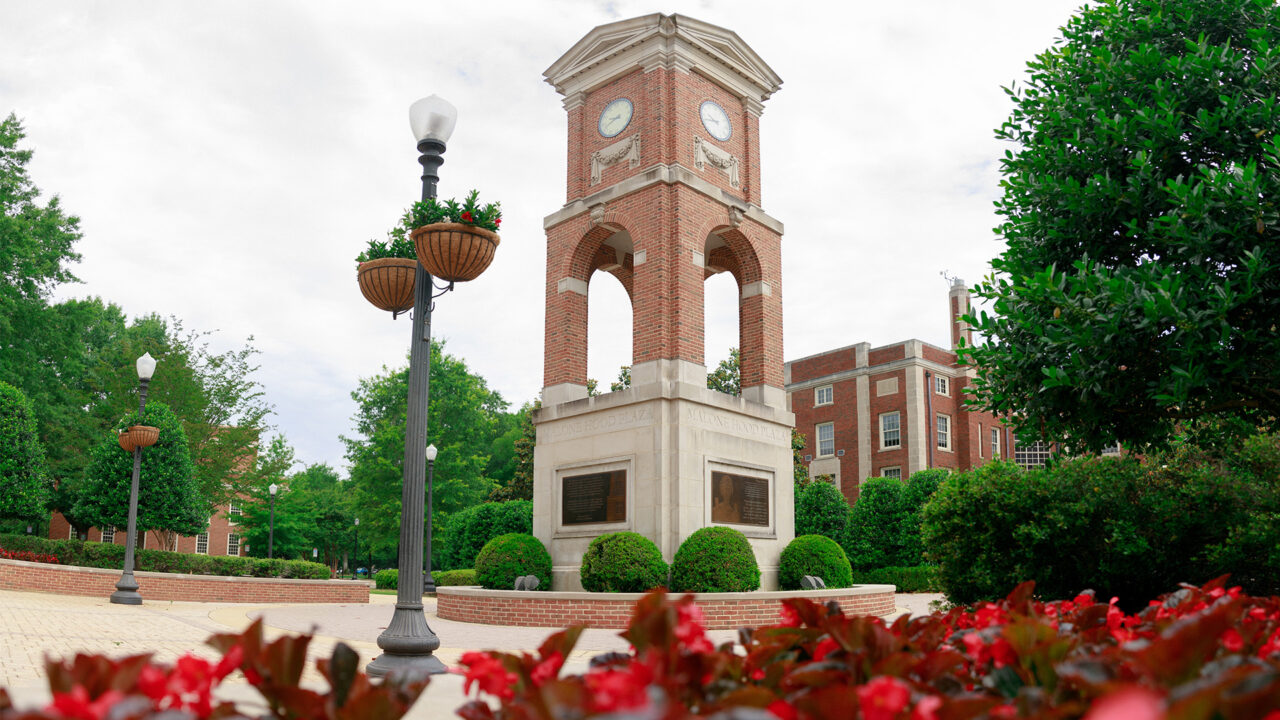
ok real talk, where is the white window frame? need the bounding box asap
[814,385,833,407]
[937,414,952,451]
[1015,441,1051,469]
[227,501,242,524]
[978,423,984,458]
[195,533,209,555]
[1101,443,1121,456]
[935,375,949,396]
[880,412,901,450]
[816,422,835,457]
[881,466,902,479]
[227,533,241,556]
[101,525,115,544]
[991,428,1000,459]
[68,525,76,540]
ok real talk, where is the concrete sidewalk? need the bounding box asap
[0,588,941,719]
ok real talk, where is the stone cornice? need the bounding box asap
[786,355,968,394]
[544,13,783,106]
[543,162,784,234]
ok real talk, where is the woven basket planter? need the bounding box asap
[411,223,500,282]
[118,425,159,452]
[357,258,417,314]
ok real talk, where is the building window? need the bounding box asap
[227,533,241,556]
[880,412,901,449]
[978,423,984,458]
[814,385,833,406]
[881,467,902,479]
[1101,443,1121,456]
[937,414,951,451]
[228,501,242,525]
[101,525,115,544]
[68,525,76,540]
[195,533,209,555]
[935,375,949,396]
[816,423,835,457]
[991,428,1000,459]
[1015,441,1051,469]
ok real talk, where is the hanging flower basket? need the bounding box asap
[412,223,500,282]
[357,258,418,314]
[118,425,159,452]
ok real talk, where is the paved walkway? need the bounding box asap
[0,589,941,718]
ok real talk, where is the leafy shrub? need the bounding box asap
[433,568,476,586]
[850,565,942,593]
[669,527,759,593]
[840,470,947,572]
[456,578,1280,719]
[923,449,1279,607]
[0,533,330,579]
[793,481,849,539]
[897,468,948,562]
[0,381,50,520]
[438,500,532,571]
[778,535,852,590]
[374,568,398,590]
[475,533,551,591]
[579,532,668,593]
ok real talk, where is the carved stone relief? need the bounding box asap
[694,136,740,188]
[590,134,641,186]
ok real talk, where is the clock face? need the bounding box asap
[598,98,633,138]
[700,100,732,142]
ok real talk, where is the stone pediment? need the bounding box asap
[545,13,782,109]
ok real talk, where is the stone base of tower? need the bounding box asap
[533,359,795,592]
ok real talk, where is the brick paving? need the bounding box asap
[0,588,931,718]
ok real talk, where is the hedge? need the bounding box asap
[922,439,1280,608]
[0,533,330,579]
[374,568,477,590]
[437,500,532,571]
[850,565,942,593]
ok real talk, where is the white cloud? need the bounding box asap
[1,0,1085,470]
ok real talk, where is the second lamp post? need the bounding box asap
[268,483,278,559]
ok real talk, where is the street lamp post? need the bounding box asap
[367,94,456,679]
[268,483,278,559]
[353,517,360,577]
[111,352,157,605]
[424,444,437,595]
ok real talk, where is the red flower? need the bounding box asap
[990,637,1017,668]
[457,651,516,701]
[461,211,473,222]
[911,696,942,720]
[813,636,840,661]
[768,699,798,720]
[1220,628,1244,653]
[585,660,652,712]
[856,676,910,720]
[530,651,563,687]
[1082,686,1164,720]
[45,687,123,720]
[961,632,988,666]
[779,604,802,628]
[494,218,501,226]
[675,602,713,653]
[1259,628,1280,659]
[214,644,244,681]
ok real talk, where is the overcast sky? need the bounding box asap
[2,0,1087,472]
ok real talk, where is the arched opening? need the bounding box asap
[587,229,634,393]
[704,232,741,393]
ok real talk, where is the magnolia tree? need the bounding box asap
[966,0,1280,450]
[74,402,206,550]
[0,381,49,520]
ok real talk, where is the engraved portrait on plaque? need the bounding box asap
[562,469,627,525]
[710,471,770,526]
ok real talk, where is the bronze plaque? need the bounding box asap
[562,469,627,525]
[710,471,770,527]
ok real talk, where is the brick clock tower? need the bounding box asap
[533,14,793,590]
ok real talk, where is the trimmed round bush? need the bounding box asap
[432,568,477,586]
[795,481,850,539]
[579,532,668,592]
[779,534,852,590]
[437,500,532,571]
[475,533,551,591]
[374,568,398,589]
[669,527,759,593]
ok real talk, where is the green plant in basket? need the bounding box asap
[397,189,502,234]
[355,231,417,265]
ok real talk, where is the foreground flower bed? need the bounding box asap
[1,578,1277,719]
[456,577,1280,719]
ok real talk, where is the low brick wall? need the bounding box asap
[436,585,897,630]
[0,558,368,604]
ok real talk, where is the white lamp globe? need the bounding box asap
[136,352,157,381]
[409,95,458,144]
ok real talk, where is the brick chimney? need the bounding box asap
[949,278,972,349]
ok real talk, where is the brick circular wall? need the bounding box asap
[0,558,369,604]
[437,584,896,630]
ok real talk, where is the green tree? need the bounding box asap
[239,435,308,559]
[0,381,49,520]
[73,402,206,549]
[966,0,1280,450]
[609,365,631,392]
[792,429,811,488]
[490,401,536,502]
[706,348,740,395]
[289,463,354,570]
[344,339,506,559]
[794,481,849,539]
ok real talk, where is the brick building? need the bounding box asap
[48,500,249,557]
[786,279,1047,503]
